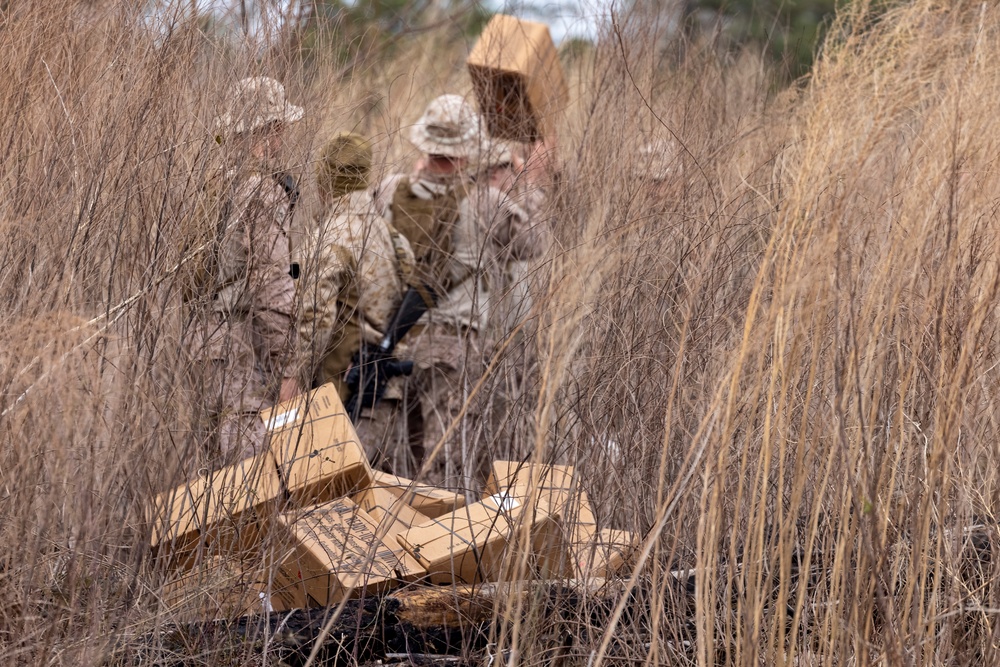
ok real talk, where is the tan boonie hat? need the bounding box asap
[215,76,304,136]
[409,94,482,159]
[638,138,680,182]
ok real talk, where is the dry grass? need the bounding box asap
[4,0,1000,665]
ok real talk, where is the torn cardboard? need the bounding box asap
[271,497,424,608]
[467,14,567,142]
[371,470,466,519]
[263,383,374,506]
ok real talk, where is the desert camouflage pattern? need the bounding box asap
[440,179,546,332]
[296,189,408,390]
[192,168,298,462]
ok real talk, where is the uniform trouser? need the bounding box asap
[351,396,423,478]
[407,323,483,485]
[192,315,271,465]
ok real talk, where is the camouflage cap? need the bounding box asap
[409,94,482,159]
[215,76,304,136]
[316,132,373,198]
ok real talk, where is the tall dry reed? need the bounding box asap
[3,0,1000,665]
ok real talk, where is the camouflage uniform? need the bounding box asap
[297,134,416,469]
[192,77,302,463]
[374,97,546,482]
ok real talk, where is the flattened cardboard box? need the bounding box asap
[271,497,424,609]
[149,453,283,572]
[396,493,567,584]
[371,470,466,519]
[263,383,373,506]
[467,14,567,142]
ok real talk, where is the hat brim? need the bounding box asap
[409,123,478,158]
[216,103,305,136]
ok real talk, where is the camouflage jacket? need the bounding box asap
[375,171,544,332]
[210,168,298,383]
[296,189,411,387]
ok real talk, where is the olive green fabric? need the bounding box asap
[390,178,460,300]
[316,133,373,200]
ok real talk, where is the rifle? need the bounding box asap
[343,286,435,421]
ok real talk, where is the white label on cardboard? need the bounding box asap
[485,493,520,512]
[267,408,298,431]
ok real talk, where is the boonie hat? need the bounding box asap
[215,76,304,136]
[409,94,482,159]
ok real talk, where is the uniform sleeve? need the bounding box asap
[372,174,405,221]
[244,188,298,382]
[295,235,354,384]
[471,184,540,262]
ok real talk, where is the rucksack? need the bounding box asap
[182,170,299,305]
[389,178,460,299]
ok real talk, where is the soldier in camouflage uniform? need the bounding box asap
[296,133,418,469]
[369,95,480,481]
[191,76,302,463]
[374,95,548,484]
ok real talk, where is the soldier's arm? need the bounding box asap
[245,192,298,383]
[295,236,353,384]
[472,184,539,261]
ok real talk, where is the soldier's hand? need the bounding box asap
[279,377,300,403]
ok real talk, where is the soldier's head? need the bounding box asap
[316,132,373,203]
[409,94,481,178]
[215,77,303,162]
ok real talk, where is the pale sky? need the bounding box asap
[491,0,614,42]
[149,0,613,44]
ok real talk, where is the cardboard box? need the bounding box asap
[396,493,567,584]
[263,384,374,506]
[467,14,568,142]
[271,498,423,608]
[485,461,594,536]
[353,486,430,536]
[484,461,576,496]
[149,454,284,571]
[575,528,637,579]
[371,470,466,519]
